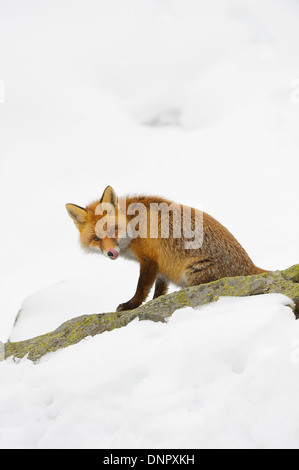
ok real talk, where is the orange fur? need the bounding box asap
[66,186,267,311]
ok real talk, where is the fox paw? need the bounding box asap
[116,302,136,312]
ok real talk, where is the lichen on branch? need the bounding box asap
[4,264,299,363]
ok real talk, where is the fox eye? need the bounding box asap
[93,236,100,242]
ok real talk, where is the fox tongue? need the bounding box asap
[107,248,119,260]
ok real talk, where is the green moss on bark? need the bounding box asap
[4,264,299,362]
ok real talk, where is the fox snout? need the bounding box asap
[107,248,119,260]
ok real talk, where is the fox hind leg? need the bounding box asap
[153,274,169,299]
[184,259,217,286]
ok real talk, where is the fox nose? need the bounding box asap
[107,248,119,260]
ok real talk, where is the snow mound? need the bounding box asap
[1,294,299,449]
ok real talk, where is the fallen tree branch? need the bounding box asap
[4,264,299,362]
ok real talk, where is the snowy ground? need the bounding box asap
[1,0,299,449]
[2,295,299,449]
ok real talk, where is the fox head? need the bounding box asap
[66,186,126,260]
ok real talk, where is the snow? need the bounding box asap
[1,295,299,449]
[1,0,299,449]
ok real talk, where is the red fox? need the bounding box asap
[66,186,267,312]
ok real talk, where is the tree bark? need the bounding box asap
[4,264,299,362]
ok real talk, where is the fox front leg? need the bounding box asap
[117,259,158,312]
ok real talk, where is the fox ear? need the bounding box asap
[66,204,87,227]
[100,186,118,207]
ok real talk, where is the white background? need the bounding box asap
[0,0,299,448]
[1,0,299,340]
